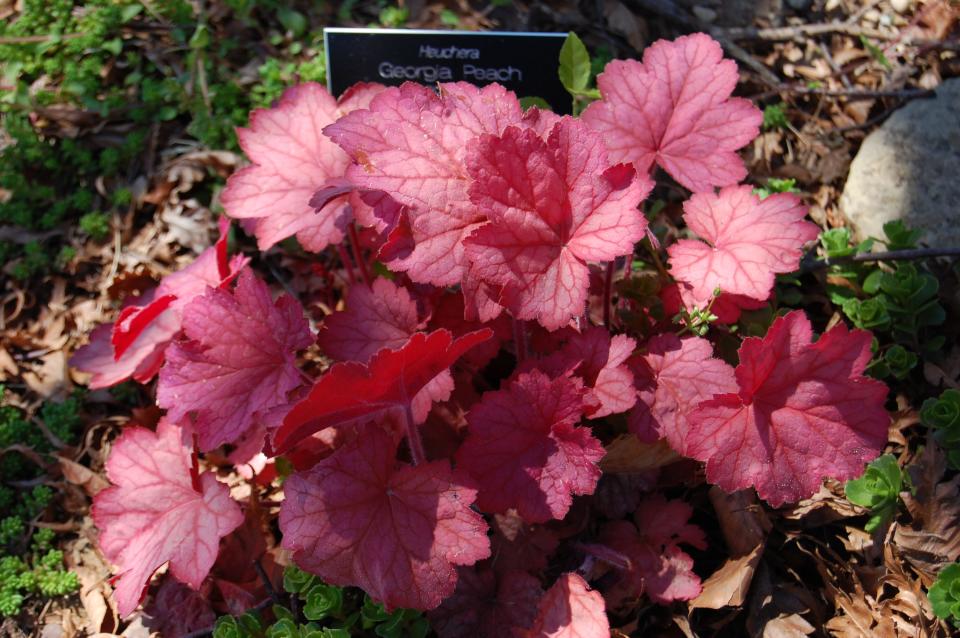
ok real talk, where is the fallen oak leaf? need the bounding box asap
[690,543,764,610]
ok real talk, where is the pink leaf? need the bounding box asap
[599,495,706,605]
[317,277,424,362]
[272,329,492,455]
[428,567,543,638]
[582,33,762,193]
[628,334,736,454]
[525,573,609,638]
[685,310,890,506]
[279,427,489,611]
[112,294,175,360]
[155,228,249,314]
[92,222,249,377]
[221,82,385,251]
[91,420,243,617]
[534,327,638,418]
[455,370,604,523]
[157,270,313,451]
[667,186,818,307]
[70,292,180,389]
[464,118,652,330]
[324,82,525,286]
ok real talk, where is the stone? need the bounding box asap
[840,78,960,248]
[890,0,911,13]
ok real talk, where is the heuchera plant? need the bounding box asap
[70,32,891,635]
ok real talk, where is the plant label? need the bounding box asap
[324,28,570,112]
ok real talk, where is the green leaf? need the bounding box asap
[189,25,210,50]
[519,96,552,111]
[278,9,308,37]
[273,605,296,623]
[883,345,917,379]
[558,32,591,94]
[102,38,123,56]
[213,616,242,638]
[929,563,960,624]
[120,4,144,22]
[762,102,789,130]
[845,455,902,532]
[283,565,316,594]
[819,228,854,259]
[859,35,893,71]
[303,583,343,621]
[921,389,960,430]
[882,220,921,250]
[265,618,299,638]
[439,9,460,27]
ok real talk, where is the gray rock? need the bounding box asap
[840,78,960,248]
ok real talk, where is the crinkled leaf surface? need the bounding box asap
[535,327,637,417]
[628,334,736,455]
[428,567,542,638]
[317,277,423,362]
[273,329,492,455]
[667,186,818,307]
[582,33,762,193]
[686,311,890,506]
[70,293,180,389]
[92,420,243,616]
[279,427,489,611]
[157,270,313,451]
[221,82,385,251]
[464,118,652,330]
[526,573,609,638]
[600,496,706,605]
[325,82,524,285]
[456,370,604,523]
[99,222,248,370]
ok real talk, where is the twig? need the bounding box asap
[624,0,783,86]
[801,247,960,273]
[750,83,935,103]
[255,558,280,603]
[778,85,935,100]
[719,22,892,42]
[181,597,273,638]
[0,33,85,45]
[819,42,852,90]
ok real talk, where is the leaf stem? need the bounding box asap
[512,317,528,363]
[603,261,614,329]
[403,401,426,466]
[800,247,960,273]
[336,243,356,285]
[348,222,372,287]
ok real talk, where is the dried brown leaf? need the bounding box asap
[691,543,764,610]
[59,456,110,497]
[600,434,679,473]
